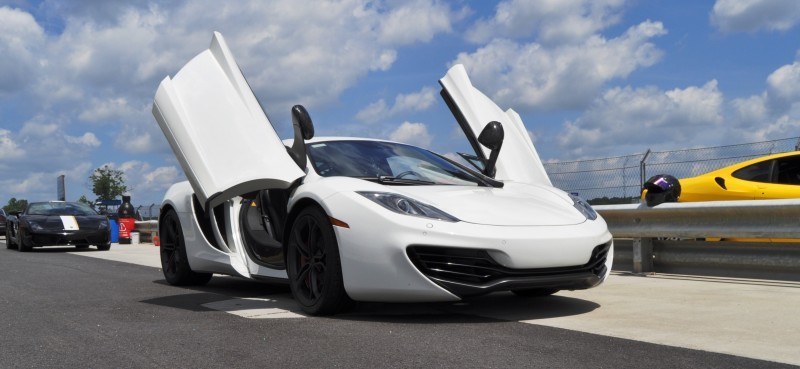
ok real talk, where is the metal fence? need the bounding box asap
[135,204,159,221]
[544,137,800,203]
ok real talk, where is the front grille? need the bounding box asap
[407,242,611,286]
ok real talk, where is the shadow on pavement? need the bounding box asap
[143,275,601,323]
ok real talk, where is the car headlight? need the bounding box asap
[27,221,44,231]
[569,194,597,221]
[357,191,459,222]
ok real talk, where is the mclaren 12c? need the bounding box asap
[152,32,613,315]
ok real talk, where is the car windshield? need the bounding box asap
[307,140,484,186]
[26,202,99,216]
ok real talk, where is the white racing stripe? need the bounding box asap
[60,216,79,230]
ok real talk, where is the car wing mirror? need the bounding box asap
[478,121,504,178]
[289,105,315,170]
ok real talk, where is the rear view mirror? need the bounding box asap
[289,105,315,169]
[478,121,504,177]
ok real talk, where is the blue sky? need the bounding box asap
[1,0,800,206]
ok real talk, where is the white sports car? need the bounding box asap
[152,33,613,315]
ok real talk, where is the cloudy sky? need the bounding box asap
[1,0,800,206]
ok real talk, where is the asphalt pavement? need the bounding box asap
[1,241,797,368]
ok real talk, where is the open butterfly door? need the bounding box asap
[153,32,305,276]
[153,32,305,212]
[439,64,552,186]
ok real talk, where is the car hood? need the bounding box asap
[24,215,106,230]
[394,182,586,226]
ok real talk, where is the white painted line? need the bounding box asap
[202,297,305,319]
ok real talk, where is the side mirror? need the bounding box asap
[289,105,315,169]
[478,121,504,177]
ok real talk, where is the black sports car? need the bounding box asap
[0,209,6,234]
[6,201,111,251]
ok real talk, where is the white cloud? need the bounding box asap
[111,160,184,200]
[711,0,800,33]
[142,166,181,190]
[0,129,24,159]
[0,1,461,206]
[731,93,768,124]
[0,6,44,94]
[0,161,93,202]
[451,20,667,111]
[726,57,800,143]
[19,121,59,138]
[65,132,101,147]
[378,0,456,44]
[79,97,135,123]
[467,0,625,45]
[356,87,437,123]
[557,81,724,157]
[766,60,800,107]
[355,100,389,124]
[3,118,102,184]
[388,122,433,148]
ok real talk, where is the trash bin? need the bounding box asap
[108,216,119,243]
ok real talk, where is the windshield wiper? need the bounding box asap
[357,176,436,185]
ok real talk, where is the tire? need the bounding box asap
[511,288,559,297]
[286,206,352,315]
[17,228,31,252]
[5,227,16,249]
[159,209,212,286]
[96,243,111,251]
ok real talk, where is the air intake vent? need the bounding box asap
[407,242,611,287]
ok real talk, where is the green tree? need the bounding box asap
[77,194,93,207]
[89,165,129,201]
[3,198,28,213]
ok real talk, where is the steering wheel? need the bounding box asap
[395,170,423,179]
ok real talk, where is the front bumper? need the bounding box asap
[407,242,611,297]
[25,229,110,247]
[323,192,614,302]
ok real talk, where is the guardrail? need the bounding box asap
[134,220,158,244]
[594,199,800,281]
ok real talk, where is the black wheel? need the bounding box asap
[159,209,212,286]
[286,206,352,315]
[17,228,31,252]
[5,228,16,249]
[96,244,111,251]
[511,288,559,297]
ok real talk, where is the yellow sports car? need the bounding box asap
[641,151,800,242]
[678,151,800,202]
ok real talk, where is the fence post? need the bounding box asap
[639,149,651,189]
[632,237,654,274]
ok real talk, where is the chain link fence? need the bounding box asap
[135,204,160,221]
[544,137,800,204]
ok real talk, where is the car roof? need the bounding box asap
[281,136,408,146]
[727,150,800,169]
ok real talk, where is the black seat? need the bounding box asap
[239,191,284,268]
